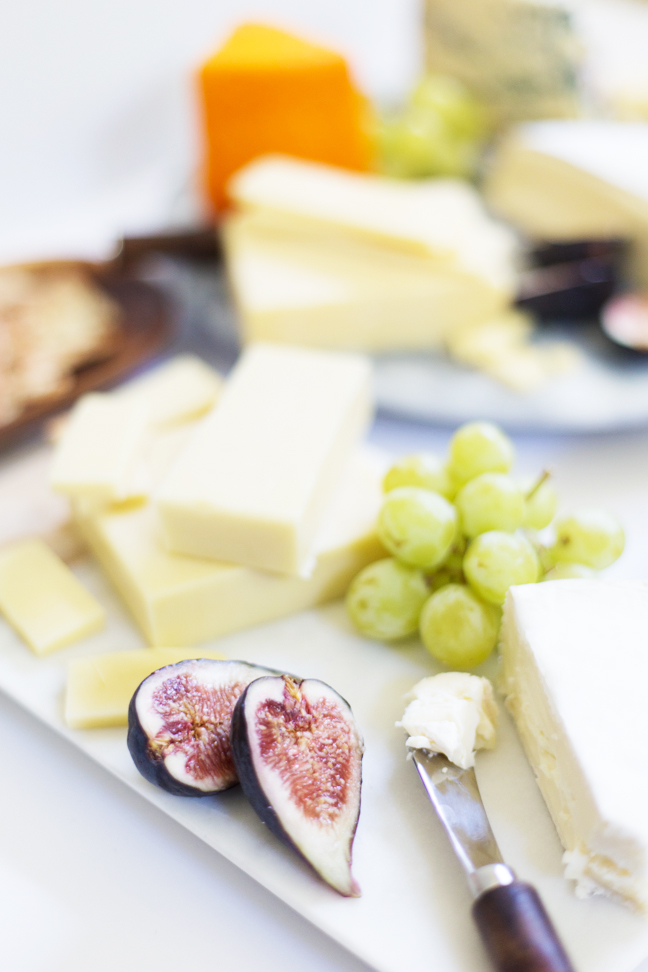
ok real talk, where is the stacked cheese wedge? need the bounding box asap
[51,345,384,648]
[224,155,518,352]
[485,120,648,286]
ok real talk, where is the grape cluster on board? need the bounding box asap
[347,421,624,670]
[377,74,490,180]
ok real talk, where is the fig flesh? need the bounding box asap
[128,659,277,796]
[231,674,364,896]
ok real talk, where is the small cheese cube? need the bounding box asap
[0,539,105,655]
[114,355,222,427]
[65,647,225,729]
[199,23,371,211]
[50,392,149,504]
[156,343,372,575]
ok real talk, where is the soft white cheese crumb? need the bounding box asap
[396,672,498,769]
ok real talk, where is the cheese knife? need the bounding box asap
[411,748,576,972]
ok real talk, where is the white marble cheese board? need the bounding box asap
[0,557,646,972]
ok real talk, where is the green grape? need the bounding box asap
[346,558,429,640]
[549,509,625,570]
[455,472,525,539]
[383,452,454,499]
[448,421,514,487]
[543,563,597,581]
[419,583,500,669]
[378,487,457,570]
[463,530,540,605]
[408,74,489,140]
[428,538,467,590]
[523,471,557,530]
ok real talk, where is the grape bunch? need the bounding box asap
[377,74,490,180]
[347,422,624,670]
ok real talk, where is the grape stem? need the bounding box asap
[525,469,552,502]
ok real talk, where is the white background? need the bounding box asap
[0,0,422,263]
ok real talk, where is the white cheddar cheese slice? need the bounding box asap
[224,212,512,351]
[50,392,149,504]
[228,156,517,270]
[65,647,225,729]
[114,355,222,428]
[156,343,372,575]
[76,450,384,647]
[500,579,648,910]
[0,539,105,655]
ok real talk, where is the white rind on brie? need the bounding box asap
[500,579,648,910]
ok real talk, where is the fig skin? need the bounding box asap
[231,674,364,896]
[128,659,279,797]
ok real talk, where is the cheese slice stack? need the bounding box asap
[500,579,648,910]
[225,156,517,351]
[485,120,648,285]
[76,448,384,647]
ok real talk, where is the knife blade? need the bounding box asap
[411,748,576,972]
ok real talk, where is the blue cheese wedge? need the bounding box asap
[500,579,648,910]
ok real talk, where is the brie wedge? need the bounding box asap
[500,579,648,909]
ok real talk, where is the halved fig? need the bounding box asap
[128,659,277,796]
[231,674,364,896]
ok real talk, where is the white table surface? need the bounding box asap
[3,3,648,967]
[2,416,648,972]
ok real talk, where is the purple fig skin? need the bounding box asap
[231,674,363,897]
[127,659,280,797]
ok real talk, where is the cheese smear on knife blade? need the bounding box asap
[398,673,498,770]
[156,343,372,576]
[500,579,648,910]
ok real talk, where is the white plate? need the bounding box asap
[373,331,648,434]
[0,558,646,972]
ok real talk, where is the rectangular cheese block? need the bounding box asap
[224,211,512,351]
[50,392,149,504]
[76,450,384,647]
[500,579,648,910]
[0,539,105,655]
[156,343,372,575]
[114,355,222,428]
[484,120,648,285]
[65,647,225,729]
[228,156,518,271]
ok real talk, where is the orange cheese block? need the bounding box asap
[199,23,372,211]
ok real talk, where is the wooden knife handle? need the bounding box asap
[472,881,576,972]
